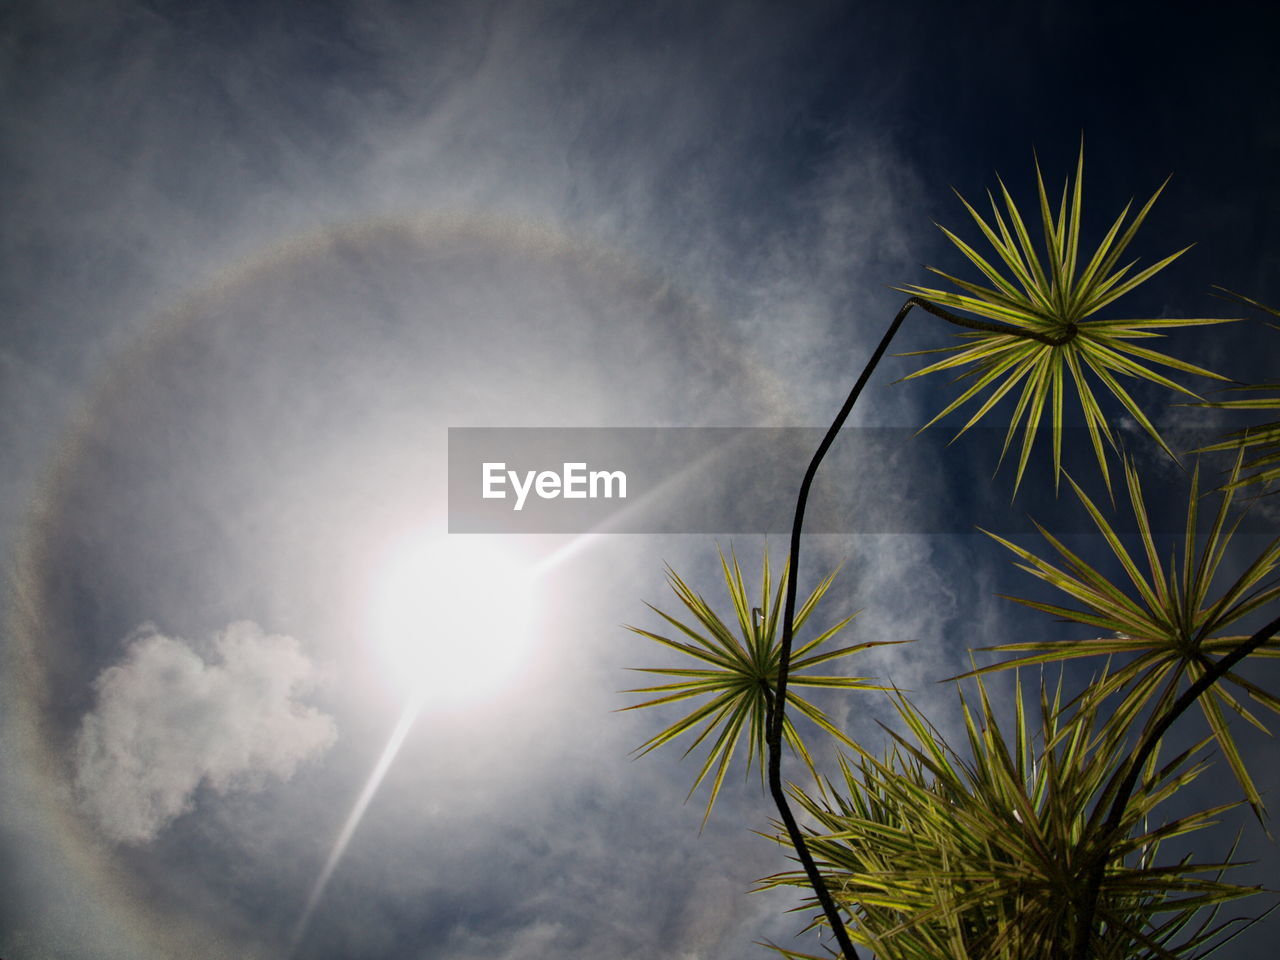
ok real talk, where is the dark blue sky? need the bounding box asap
[2,2,1277,958]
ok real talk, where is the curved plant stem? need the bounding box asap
[1069,611,1280,960]
[766,297,1077,959]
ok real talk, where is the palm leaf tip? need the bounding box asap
[900,146,1235,494]
[622,546,887,822]
[1185,291,1280,491]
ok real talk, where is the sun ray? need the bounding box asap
[287,689,426,955]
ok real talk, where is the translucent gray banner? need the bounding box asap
[448,427,1273,534]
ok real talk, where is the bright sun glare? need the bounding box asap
[368,535,535,702]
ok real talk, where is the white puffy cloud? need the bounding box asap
[74,621,336,845]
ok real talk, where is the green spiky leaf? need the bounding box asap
[1184,289,1280,491]
[962,456,1280,819]
[761,677,1263,960]
[622,547,899,826]
[896,146,1235,494]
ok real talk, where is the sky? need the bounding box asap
[2,1,1278,958]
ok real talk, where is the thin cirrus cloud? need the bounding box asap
[74,620,336,845]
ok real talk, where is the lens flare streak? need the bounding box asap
[287,690,425,955]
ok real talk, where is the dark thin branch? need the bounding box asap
[899,299,1081,346]
[1069,611,1280,960]
[764,296,1076,959]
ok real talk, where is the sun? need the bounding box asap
[366,534,536,702]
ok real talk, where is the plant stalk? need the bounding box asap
[767,296,1076,959]
[1069,611,1280,960]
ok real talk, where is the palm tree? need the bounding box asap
[623,149,1277,959]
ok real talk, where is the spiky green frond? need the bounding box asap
[1186,289,1280,491]
[761,677,1263,960]
[896,146,1235,494]
[965,456,1280,818]
[622,547,899,826]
